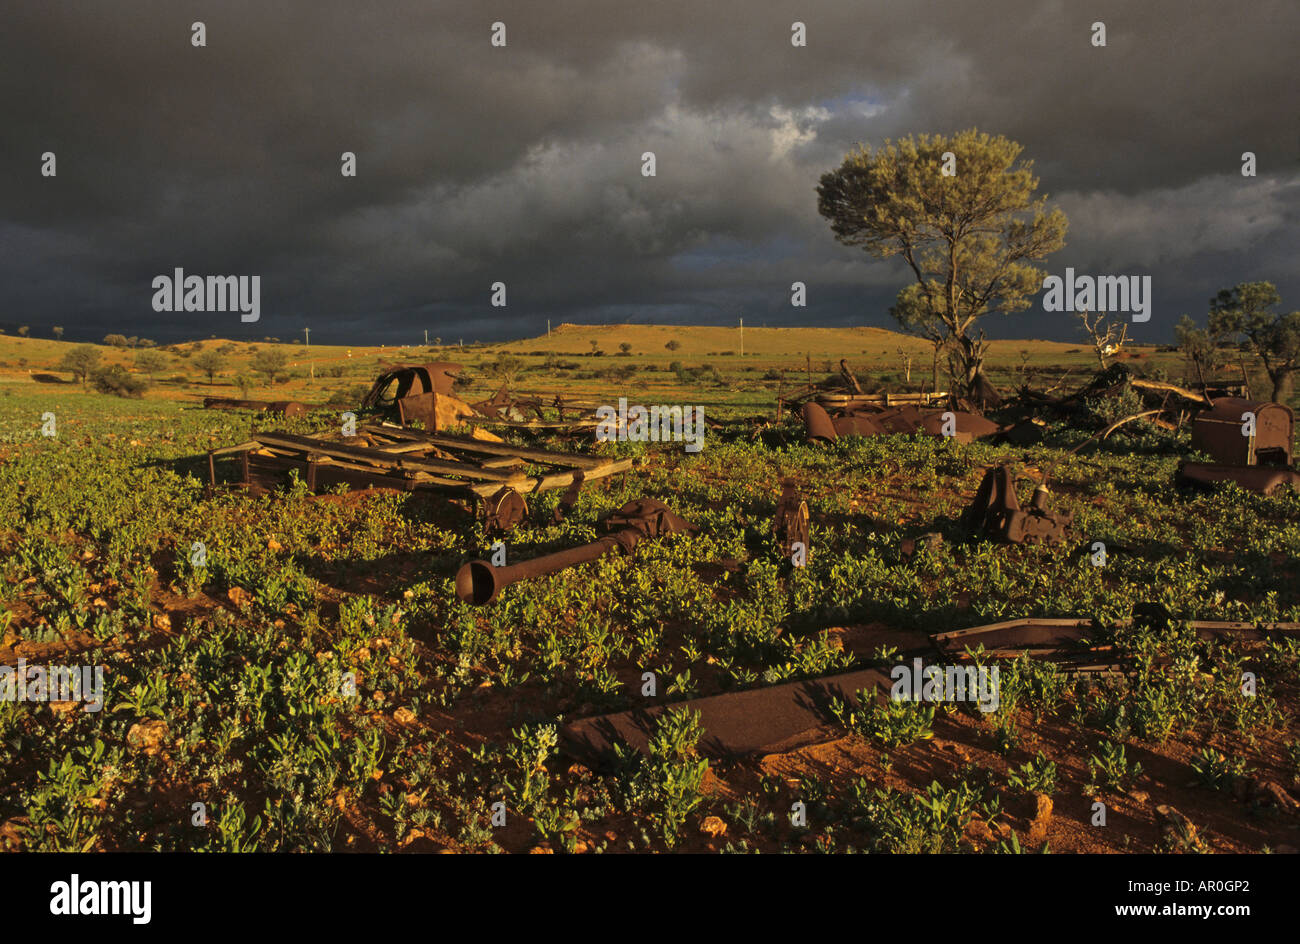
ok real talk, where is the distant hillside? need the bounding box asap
[491,323,1088,358]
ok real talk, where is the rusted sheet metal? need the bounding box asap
[961,465,1072,545]
[361,363,461,405]
[802,401,1003,445]
[561,667,892,763]
[918,410,1002,443]
[933,618,1104,667]
[395,391,478,431]
[203,397,307,418]
[455,498,696,605]
[1176,461,1300,495]
[1191,398,1293,466]
[801,402,838,442]
[360,363,465,426]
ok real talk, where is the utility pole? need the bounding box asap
[739,317,744,358]
[547,319,551,337]
[424,329,428,345]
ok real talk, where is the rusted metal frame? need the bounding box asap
[773,478,810,558]
[933,616,1300,665]
[244,447,467,489]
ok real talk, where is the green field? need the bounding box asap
[1,330,1299,854]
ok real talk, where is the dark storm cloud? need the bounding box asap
[0,0,1296,343]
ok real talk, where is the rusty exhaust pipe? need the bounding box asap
[455,498,696,605]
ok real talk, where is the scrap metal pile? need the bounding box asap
[786,360,1036,445]
[205,361,609,435]
[206,422,631,525]
[1177,397,1300,495]
[562,611,1300,763]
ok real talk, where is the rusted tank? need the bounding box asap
[1191,398,1293,466]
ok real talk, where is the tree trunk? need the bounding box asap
[1269,368,1294,404]
[956,333,988,399]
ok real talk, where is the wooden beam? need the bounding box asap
[359,424,610,469]
[252,432,518,482]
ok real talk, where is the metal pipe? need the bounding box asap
[456,535,621,605]
[455,498,696,605]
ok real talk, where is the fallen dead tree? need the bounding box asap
[202,397,308,418]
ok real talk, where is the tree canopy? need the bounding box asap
[817,129,1067,396]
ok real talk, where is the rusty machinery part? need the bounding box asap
[773,478,810,558]
[1176,461,1300,496]
[203,397,307,418]
[551,470,585,524]
[455,498,697,605]
[480,487,528,534]
[833,412,888,437]
[1190,397,1293,467]
[800,401,838,443]
[962,464,1072,545]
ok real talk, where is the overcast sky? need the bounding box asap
[2,0,1296,345]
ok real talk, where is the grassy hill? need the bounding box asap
[0,324,1177,418]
